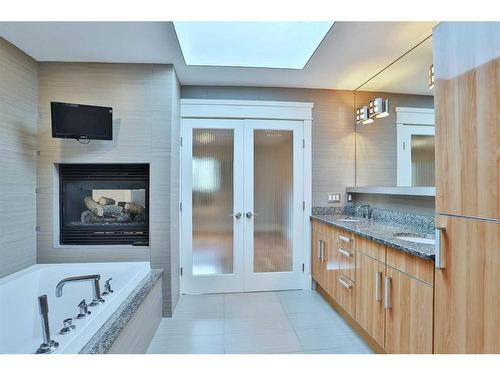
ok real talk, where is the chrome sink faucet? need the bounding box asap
[55,274,105,306]
[356,204,372,219]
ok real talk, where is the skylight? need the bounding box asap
[173,22,334,69]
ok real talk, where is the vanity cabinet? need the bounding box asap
[311,219,435,354]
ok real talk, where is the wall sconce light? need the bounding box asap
[428,64,434,90]
[356,106,374,125]
[369,97,390,119]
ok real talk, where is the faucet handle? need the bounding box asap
[76,299,91,319]
[103,278,114,295]
[59,318,76,335]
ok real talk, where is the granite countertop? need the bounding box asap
[311,214,435,260]
[80,269,163,354]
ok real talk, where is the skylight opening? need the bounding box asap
[173,22,334,70]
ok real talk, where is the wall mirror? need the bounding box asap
[353,36,434,190]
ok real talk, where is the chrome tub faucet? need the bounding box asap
[55,274,105,306]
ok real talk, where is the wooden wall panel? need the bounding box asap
[434,22,500,220]
[0,37,38,278]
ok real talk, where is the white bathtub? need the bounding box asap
[0,262,151,354]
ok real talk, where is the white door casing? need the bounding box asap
[180,100,313,294]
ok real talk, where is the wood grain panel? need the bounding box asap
[336,274,355,318]
[386,246,434,285]
[434,24,499,220]
[355,234,386,262]
[385,266,433,353]
[434,215,500,353]
[0,37,38,278]
[355,251,385,347]
[324,224,340,301]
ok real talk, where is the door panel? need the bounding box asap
[434,215,500,353]
[244,120,304,291]
[181,119,245,294]
[182,118,305,294]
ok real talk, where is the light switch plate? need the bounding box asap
[328,193,341,203]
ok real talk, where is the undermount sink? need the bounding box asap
[335,218,361,222]
[393,232,435,245]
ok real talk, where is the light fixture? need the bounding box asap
[428,64,434,90]
[369,97,390,119]
[356,106,374,125]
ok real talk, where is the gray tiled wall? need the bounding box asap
[0,38,38,278]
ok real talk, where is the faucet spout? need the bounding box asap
[55,274,104,305]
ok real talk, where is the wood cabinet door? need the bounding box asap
[434,23,499,219]
[384,266,433,354]
[434,215,500,353]
[324,226,340,300]
[311,222,322,283]
[355,252,385,347]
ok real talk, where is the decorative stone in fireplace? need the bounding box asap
[59,164,150,246]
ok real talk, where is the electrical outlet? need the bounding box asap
[328,193,341,203]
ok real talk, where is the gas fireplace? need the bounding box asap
[59,164,149,245]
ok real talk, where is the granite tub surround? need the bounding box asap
[311,206,435,260]
[80,269,162,354]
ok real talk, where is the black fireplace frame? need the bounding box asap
[59,163,150,246]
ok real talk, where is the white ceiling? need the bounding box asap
[0,21,437,92]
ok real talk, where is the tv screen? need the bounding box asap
[51,102,113,140]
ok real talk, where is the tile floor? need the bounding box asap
[147,290,374,354]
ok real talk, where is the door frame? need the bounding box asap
[179,99,313,294]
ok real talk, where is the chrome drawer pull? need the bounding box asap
[321,241,326,261]
[339,235,351,243]
[339,276,353,290]
[338,248,352,257]
[384,276,392,309]
[435,227,445,269]
[374,272,382,302]
[317,240,322,260]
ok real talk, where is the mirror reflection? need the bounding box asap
[354,36,434,187]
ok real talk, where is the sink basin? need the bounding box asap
[335,218,361,223]
[393,232,435,245]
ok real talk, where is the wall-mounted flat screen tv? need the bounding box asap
[51,102,113,140]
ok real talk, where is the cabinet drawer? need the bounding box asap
[338,230,354,251]
[338,245,356,281]
[386,246,434,285]
[355,235,386,262]
[337,274,355,318]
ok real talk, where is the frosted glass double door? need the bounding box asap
[181,118,304,294]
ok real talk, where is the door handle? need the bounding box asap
[374,272,381,302]
[435,227,445,269]
[321,241,326,261]
[384,276,392,309]
[245,212,253,219]
[230,212,242,219]
[317,240,322,260]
